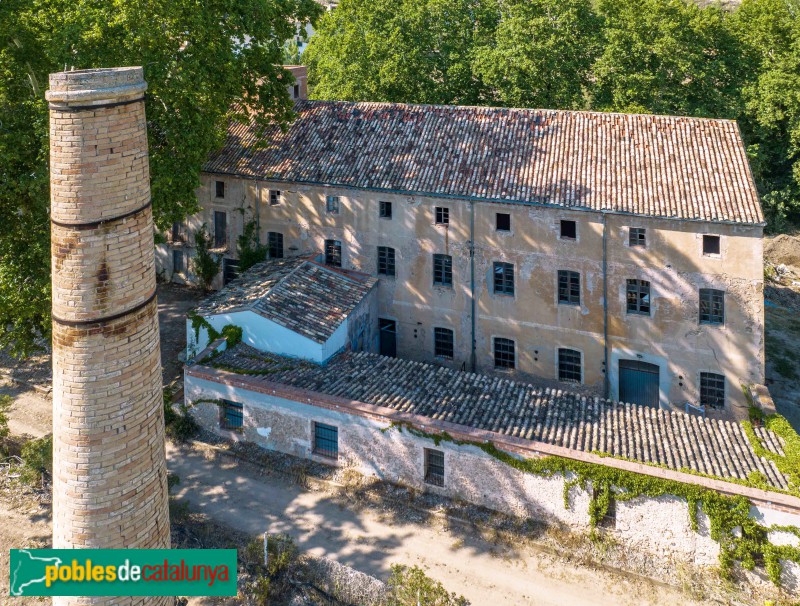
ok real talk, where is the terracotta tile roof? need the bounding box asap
[193,257,377,343]
[205,100,763,224]
[204,345,789,490]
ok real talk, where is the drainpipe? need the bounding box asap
[602,212,610,399]
[469,199,477,372]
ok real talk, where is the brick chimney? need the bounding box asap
[47,67,170,606]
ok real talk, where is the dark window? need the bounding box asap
[558,348,582,383]
[313,422,339,459]
[293,84,300,99]
[268,232,284,259]
[435,207,450,225]
[223,258,239,285]
[377,246,396,277]
[433,254,452,287]
[215,180,225,198]
[214,211,227,248]
[220,400,243,429]
[494,337,515,370]
[326,195,340,214]
[424,448,445,487]
[269,190,281,206]
[171,221,185,243]
[560,220,576,240]
[434,327,454,359]
[703,235,720,256]
[380,201,393,219]
[629,228,646,247]
[496,213,511,231]
[626,279,651,315]
[172,250,184,274]
[325,239,342,267]
[558,270,580,305]
[493,262,514,296]
[700,372,725,409]
[699,288,724,325]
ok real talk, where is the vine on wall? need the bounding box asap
[386,422,800,586]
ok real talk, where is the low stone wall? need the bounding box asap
[184,369,800,591]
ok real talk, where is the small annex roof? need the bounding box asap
[201,345,790,491]
[205,100,763,225]
[193,257,377,344]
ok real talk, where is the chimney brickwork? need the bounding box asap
[47,67,170,606]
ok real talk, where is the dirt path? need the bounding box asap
[167,442,712,606]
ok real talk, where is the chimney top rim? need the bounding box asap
[46,67,147,104]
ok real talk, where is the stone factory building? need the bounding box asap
[162,97,766,414]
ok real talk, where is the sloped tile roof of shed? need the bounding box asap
[206,345,790,490]
[205,100,763,225]
[193,257,377,343]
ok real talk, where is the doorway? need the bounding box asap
[618,359,660,408]
[379,318,397,358]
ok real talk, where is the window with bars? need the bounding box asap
[214,211,227,248]
[496,213,511,231]
[313,422,339,459]
[380,201,392,219]
[433,254,452,287]
[171,221,185,243]
[699,288,724,324]
[268,232,284,259]
[558,348,582,383]
[325,239,342,267]
[435,207,450,225]
[269,190,281,206]
[494,337,515,369]
[700,372,725,408]
[434,327,454,359]
[629,227,646,247]
[172,250,184,274]
[424,448,445,487]
[215,180,225,198]
[558,270,580,305]
[377,246,396,277]
[626,279,651,315]
[703,235,721,256]
[493,262,514,296]
[560,220,576,240]
[326,195,340,214]
[219,400,243,429]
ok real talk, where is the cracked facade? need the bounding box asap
[162,87,765,413]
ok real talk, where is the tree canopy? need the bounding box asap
[0,0,321,355]
[305,0,800,231]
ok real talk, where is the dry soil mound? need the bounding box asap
[765,234,800,271]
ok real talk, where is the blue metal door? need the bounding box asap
[618,360,660,408]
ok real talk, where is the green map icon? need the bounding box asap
[9,549,63,596]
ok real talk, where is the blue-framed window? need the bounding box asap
[220,400,243,429]
[313,422,339,459]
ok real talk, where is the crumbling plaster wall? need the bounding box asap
[172,174,764,409]
[184,374,800,583]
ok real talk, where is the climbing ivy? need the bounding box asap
[742,414,800,493]
[386,422,800,586]
[187,312,243,353]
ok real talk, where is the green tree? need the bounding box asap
[473,0,601,109]
[733,0,800,230]
[236,219,269,273]
[303,0,497,105]
[0,0,321,356]
[591,0,746,118]
[191,224,222,292]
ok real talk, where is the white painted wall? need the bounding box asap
[187,310,328,363]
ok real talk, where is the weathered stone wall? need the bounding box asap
[48,67,170,606]
[184,372,799,588]
[171,176,764,410]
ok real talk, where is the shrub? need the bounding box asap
[191,223,222,291]
[236,219,268,273]
[19,434,53,485]
[221,324,243,348]
[165,400,199,444]
[0,394,11,455]
[387,564,469,606]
